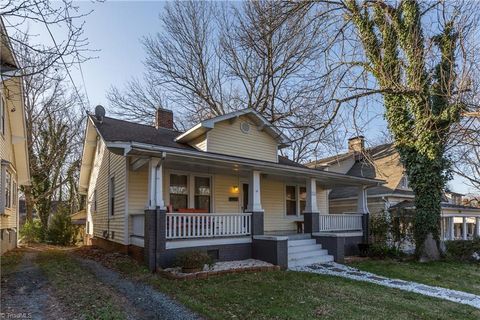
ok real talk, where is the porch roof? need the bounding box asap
[108,140,385,188]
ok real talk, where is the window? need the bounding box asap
[93,189,97,212]
[12,180,17,207]
[400,175,409,189]
[5,171,11,208]
[109,177,115,216]
[286,185,307,216]
[169,174,188,212]
[0,97,5,136]
[194,176,211,211]
[286,185,297,216]
[299,187,306,214]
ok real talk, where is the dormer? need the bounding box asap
[175,109,291,163]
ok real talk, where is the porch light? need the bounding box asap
[231,185,239,193]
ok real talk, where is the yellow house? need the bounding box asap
[308,136,480,245]
[79,108,382,269]
[0,19,31,254]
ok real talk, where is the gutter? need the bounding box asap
[105,141,385,187]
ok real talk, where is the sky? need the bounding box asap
[16,0,476,195]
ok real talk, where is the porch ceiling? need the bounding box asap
[126,146,384,188]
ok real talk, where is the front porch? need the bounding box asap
[441,215,480,241]
[129,154,379,270]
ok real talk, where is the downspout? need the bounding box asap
[107,150,111,239]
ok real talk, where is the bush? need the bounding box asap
[370,211,390,244]
[46,209,78,246]
[445,239,480,262]
[175,251,212,272]
[368,243,403,259]
[20,219,43,243]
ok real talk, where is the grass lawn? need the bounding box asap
[0,249,24,276]
[349,259,480,296]
[37,250,127,320]
[75,248,480,320]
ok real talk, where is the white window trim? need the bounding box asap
[166,169,214,212]
[284,184,307,218]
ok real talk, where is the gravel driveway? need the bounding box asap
[75,257,201,320]
[1,250,66,320]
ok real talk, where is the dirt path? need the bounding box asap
[75,257,201,320]
[1,249,65,320]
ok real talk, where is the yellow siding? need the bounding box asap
[330,198,386,215]
[128,166,148,215]
[213,174,241,213]
[190,134,207,151]
[0,86,19,230]
[87,140,127,244]
[207,115,278,162]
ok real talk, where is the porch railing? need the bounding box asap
[166,213,252,240]
[319,214,363,232]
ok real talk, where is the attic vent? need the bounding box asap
[240,122,250,134]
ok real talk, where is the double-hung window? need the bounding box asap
[194,176,211,212]
[5,171,11,208]
[286,185,307,216]
[0,97,5,136]
[109,177,115,215]
[169,174,188,212]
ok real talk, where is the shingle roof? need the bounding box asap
[90,115,309,169]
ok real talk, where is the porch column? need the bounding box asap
[248,170,264,235]
[450,217,455,240]
[357,186,370,243]
[462,217,467,240]
[476,217,480,238]
[144,157,166,272]
[304,178,319,233]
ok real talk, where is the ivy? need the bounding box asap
[346,0,462,257]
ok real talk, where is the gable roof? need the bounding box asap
[175,108,291,148]
[79,113,385,193]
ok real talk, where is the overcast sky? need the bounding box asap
[15,0,475,194]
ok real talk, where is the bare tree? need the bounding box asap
[19,39,84,233]
[0,0,93,78]
[108,0,340,161]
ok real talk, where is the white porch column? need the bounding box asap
[304,178,318,213]
[476,217,480,238]
[155,161,165,209]
[449,217,455,240]
[357,186,369,214]
[147,158,161,209]
[248,170,263,212]
[462,217,467,240]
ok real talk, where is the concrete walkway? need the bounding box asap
[291,262,480,309]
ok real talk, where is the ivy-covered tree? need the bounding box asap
[344,0,470,260]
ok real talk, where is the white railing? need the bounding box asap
[166,213,252,240]
[319,214,363,232]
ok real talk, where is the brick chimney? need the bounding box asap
[155,108,174,129]
[348,136,365,153]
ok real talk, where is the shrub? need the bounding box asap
[46,209,78,246]
[369,211,390,245]
[445,239,480,262]
[20,219,43,243]
[368,243,403,259]
[175,251,212,272]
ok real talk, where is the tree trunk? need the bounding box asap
[409,156,444,261]
[24,186,35,222]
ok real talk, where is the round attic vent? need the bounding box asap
[240,121,250,133]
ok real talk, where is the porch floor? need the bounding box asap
[263,231,311,240]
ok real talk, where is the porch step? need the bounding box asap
[288,239,334,268]
[288,239,317,247]
[288,244,323,254]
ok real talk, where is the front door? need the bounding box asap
[242,183,249,212]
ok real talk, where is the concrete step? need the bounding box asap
[288,239,316,247]
[288,249,329,260]
[288,244,323,254]
[288,255,334,268]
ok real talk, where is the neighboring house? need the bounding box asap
[0,20,31,254]
[79,107,383,270]
[308,136,480,242]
